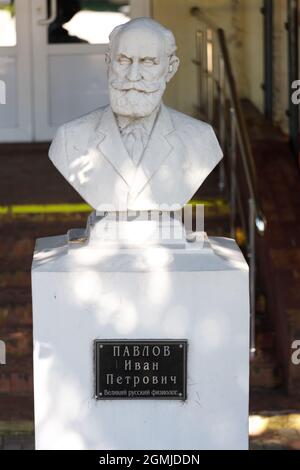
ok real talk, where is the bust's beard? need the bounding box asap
[109,84,166,118]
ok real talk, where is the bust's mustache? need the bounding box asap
[109,78,162,94]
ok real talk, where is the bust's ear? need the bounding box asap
[105,52,111,65]
[166,55,180,83]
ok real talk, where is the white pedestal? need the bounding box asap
[32,234,249,450]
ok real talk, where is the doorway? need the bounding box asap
[0,0,151,142]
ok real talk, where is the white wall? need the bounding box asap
[152,0,264,116]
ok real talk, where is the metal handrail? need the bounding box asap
[190,6,218,30]
[191,6,267,357]
[217,28,266,233]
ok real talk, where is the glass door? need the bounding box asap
[31,0,150,141]
[0,0,32,142]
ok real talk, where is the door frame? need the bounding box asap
[31,0,151,142]
[0,0,32,142]
[0,0,151,143]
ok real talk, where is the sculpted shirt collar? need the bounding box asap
[115,106,160,138]
[96,103,174,142]
[115,107,161,165]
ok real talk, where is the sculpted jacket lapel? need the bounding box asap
[129,104,178,201]
[95,106,136,188]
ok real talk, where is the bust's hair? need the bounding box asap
[107,17,177,58]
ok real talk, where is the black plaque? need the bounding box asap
[94,340,187,400]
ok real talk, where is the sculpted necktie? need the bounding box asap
[124,127,147,166]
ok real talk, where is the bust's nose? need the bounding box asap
[126,61,142,81]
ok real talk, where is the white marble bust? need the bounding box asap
[49,18,223,211]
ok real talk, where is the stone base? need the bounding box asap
[32,233,249,450]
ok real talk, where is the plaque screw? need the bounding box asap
[179,393,182,397]
[100,345,103,349]
[179,344,183,348]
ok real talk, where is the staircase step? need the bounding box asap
[1,328,32,358]
[242,99,300,394]
[0,288,31,306]
[250,289,282,390]
[0,257,33,272]
[0,272,31,289]
[0,354,33,395]
[251,352,282,389]
[0,303,32,328]
[0,238,35,258]
[0,371,33,395]
[251,321,282,390]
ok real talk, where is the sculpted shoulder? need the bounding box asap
[166,105,223,168]
[166,106,213,135]
[48,106,108,177]
[61,105,108,134]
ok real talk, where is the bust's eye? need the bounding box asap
[142,58,157,66]
[118,57,131,65]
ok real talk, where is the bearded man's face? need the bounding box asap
[107,28,170,118]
